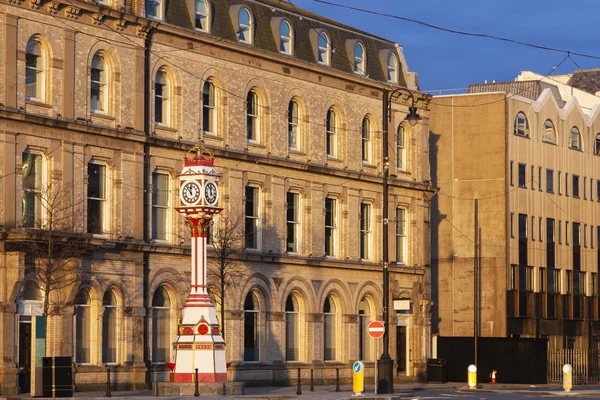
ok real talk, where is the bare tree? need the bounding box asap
[17,177,95,351]
[206,213,246,338]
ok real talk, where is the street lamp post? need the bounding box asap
[377,88,422,394]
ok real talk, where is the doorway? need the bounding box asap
[396,325,407,374]
[18,320,32,393]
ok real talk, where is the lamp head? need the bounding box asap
[405,106,421,127]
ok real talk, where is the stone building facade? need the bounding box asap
[0,0,434,394]
[430,80,600,349]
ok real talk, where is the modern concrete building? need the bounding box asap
[0,0,434,394]
[430,75,600,349]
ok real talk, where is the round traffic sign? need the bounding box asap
[367,320,385,338]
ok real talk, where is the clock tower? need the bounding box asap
[171,149,226,383]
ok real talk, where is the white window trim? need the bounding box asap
[247,90,261,143]
[154,68,171,127]
[288,100,300,151]
[360,202,372,260]
[195,0,210,32]
[387,53,398,84]
[326,108,338,158]
[362,116,372,164]
[90,53,109,114]
[397,124,407,171]
[354,42,365,75]
[203,81,217,136]
[238,7,253,44]
[317,31,330,65]
[279,20,293,55]
[396,207,407,264]
[25,38,46,103]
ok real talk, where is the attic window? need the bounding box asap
[513,112,529,137]
[387,52,398,84]
[238,8,253,44]
[145,0,162,19]
[280,20,292,54]
[195,0,210,32]
[317,31,330,65]
[354,42,365,75]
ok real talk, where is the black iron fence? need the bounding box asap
[548,350,600,384]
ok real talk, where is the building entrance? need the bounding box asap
[18,320,32,393]
[396,325,407,374]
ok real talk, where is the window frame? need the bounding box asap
[285,294,300,362]
[154,68,171,127]
[518,163,527,188]
[87,160,110,235]
[396,124,407,171]
[74,288,92,365]
[246,90,260,143]
[145,0,163,19]
[279,20,293,55]
[243,291,260,363]
[151,286,172,364]
[25,37,46,103]
[324,197,338,257]
[326,108,338,158]
[360,202,372,260]
[396,207,407,264]
[102,290,118,364]
[244,184,261,250]
[288,99,300,150]
[195,0,210,32]
[514,112,529,137]
[323,295,337,361]
[90,53,109,114]
[353,42,366,75]
[286,191,301,254]
[570,126,581,150]
[21,150,47,228]
[152,171,171,242]
[238,8,253,44]
[361,116,372,164]
[387,52,399,84]
[317,31,330,65]
[542,119,556,144]
[203,80,217,135]
[546,169,554,193]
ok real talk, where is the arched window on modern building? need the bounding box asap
[323,295,337,361]
[285,293,300,361]
[542,119,557,144]
[570,126,581,150]
[243,291,260,362]
[152,286,171,363]
[75,288,92,364]
[513,112,529,137]
[102,290,118,364]
[595,134,600,156]
[25,37,46,102]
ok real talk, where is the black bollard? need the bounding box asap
[105,367,112,398]
[310,368,314,392]
[194,368,199,397]
[335,368,340,392]
[296,367,302,395]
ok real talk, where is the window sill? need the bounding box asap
[542,140,558,146]
[155,124,177,134]
[203,132,223,141]
[514,134,530,139]
[326,156,342,163]
[288,149,305,156]
[246,141,266,150]
[91,111,115,121]
[25,99,52,108]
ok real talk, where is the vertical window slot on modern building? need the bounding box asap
[518,163,526,188]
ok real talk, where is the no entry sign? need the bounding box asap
[367,321,385,338]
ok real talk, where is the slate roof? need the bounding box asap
[567,69,600,95]
[467,80,565,106]
[163,0,406,87]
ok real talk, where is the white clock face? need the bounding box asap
[181,181,201,204]
[204,182,218,205]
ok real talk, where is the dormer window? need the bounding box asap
[238,8,253,44]
[280,20,292,54]
[146,0,162,19]
[195,0,210,32]
[354,42,365,74]
[387,52,399,84]
[317,31,330,65]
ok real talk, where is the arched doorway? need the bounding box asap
[17,280,43,393]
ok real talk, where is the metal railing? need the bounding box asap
[548,349,600,384]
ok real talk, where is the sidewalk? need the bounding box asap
[459,383,600,397]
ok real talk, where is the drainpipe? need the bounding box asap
[143,27,154,389]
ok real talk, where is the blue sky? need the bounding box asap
[291,0,600,92]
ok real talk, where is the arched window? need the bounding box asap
[146,0,162,19]
[354,42,365,74]
[397,124,407,171]
[362,116,372,163]
[513,112,529,137]
[570,127,581,150]
[195,0,209,32]
[238,8,252,44]
[243,292,260,362]
[102,290,118,364]
[323,295,337,361]
[387,52,399,84]
[317,31,330,65]
[326,108,337,157]
[285,294,299,361]
[595,134,600,156]
[155,68,171,126]
[358,297,372,361]
[542,119,556,144]
[26,37,46,102]
[246,90,260,142]
[91,53,108,113]
[203,81,216,135]
[288,99,300,150]
[152,286,171,363]
[280,21,292,54]
[75,288,92,364]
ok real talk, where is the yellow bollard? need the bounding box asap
[563,364,572,392]
[352,361,365,396]
[467,364,477,389]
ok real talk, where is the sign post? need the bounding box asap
[353,361,365,396]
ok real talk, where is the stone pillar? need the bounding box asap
[0,303,18,395]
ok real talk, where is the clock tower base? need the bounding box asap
[172,303,227,383]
